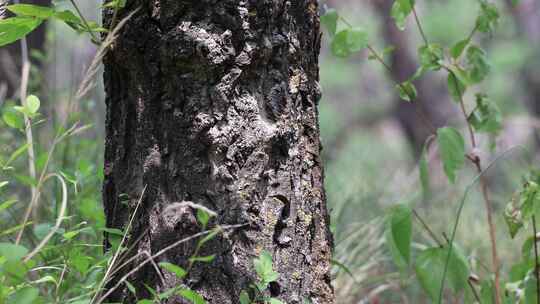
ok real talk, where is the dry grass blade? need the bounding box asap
[95,223,248,304]
[24,173,68,262]
[75,7,140,101]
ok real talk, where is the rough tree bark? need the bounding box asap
[102,1,334,303]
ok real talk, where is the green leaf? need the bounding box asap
[476,2,500,33]
[239,291,250,304]
[480,279,496,304]
[415,246,470,300]
[418,43,443,70]
[525,273,539,304]
[0,17,43,47]
[2,143,29,168]
[26,95,40,114]
[0,243,28,261]
[437,127,465,183]
[447,71,466,103]
[0,199,17,215]
[396,81,417,102]
[385,204,412,265]
[32,275,56,285]
[53,10,82,24]
[7,287,39,304]
[189,255,215,263]
[159,262,187,278]
[102,0,127,9]
[503,200,523,239]
[136,300,154,304]
[468,93,501,134]
[197,228,220,248]
[254,250,279,285]
[7,4,54,19]
[520,181,540,221]
[466,45,490,83]
[331,27,368,58]
[269,299,285,304]
[178,288,206,304]
[320,8,338,35]
[391,0,415,30]
[2,107,25,129]
[450,39,469,59]
[0,181,8,190]
[196,209,210,227]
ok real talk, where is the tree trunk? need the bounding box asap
[102,1,334,303]
[504,0,540,143]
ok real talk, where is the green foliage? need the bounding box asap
[391,0,416,30]
[468,93,502,134]
[331,27,368,58]
[385,204,412,267]
[320,8,338,35]
[476,1,500,33]
[418,43,443,71]
[396,81,417,102]
[450,39,469,59]
[415,246,470,300]
[240,251,283,304]
[159,262,187,279]
[0,17,43,47]
[447,70,467,102]
[437,127,465,183]
[466,45,491,83]
[0,3,104,47]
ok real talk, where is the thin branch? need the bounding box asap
[468,279,482,304]
[412,7,429,45]
[412,209,443,246]
[69,0,99,43]
[438,146,524,304]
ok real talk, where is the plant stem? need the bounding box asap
[533,215,540,304]
[413,209,443,246]
[366,44,437,134]
[468,279,482,304]
[446,67,501,304]
[438,147,520,304]
[14,0,37,245]
[412,7,429,45]
[69,0,99,43]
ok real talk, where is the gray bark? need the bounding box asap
[102,1,334,303]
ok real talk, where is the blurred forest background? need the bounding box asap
[1,0,539,302]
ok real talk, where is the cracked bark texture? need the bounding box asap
[102,1,334,303]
